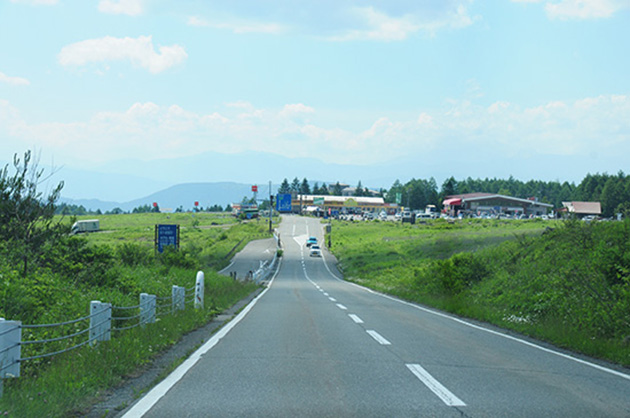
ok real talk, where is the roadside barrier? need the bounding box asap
[0,271,206,398]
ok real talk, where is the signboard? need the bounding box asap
[343,198,358,207]
[396,193,402,204]
[276,193,292,212]
[252,185,258,192]
[194,201,199,207]
[314,197,324,205]
[155,224,179,253]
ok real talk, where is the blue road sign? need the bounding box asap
[276,193,292,212]
[156,224,179,253]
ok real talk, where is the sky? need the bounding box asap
[1,0,630,196]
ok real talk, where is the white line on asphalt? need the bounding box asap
[218,260,235,274]
[406,364,466,407]
[336,303,348,310]
[348,314,364,324]
[329,297,337,302]
[122,258,283,418]
[323,292,329,296]
[321,250,630,383]
[366,330,391,345]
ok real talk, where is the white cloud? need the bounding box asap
[58,36,187,74]
[0,71,30,86]
[9,0,57,4]
[187,16,285,34]
[280,104,315,118]
[328,7,421,41]
[2,95,629,167]
[98,0,144,16]
[512,0,629,19]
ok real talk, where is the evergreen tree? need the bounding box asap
[301,178,311,194]
[0,151,66,276]
[290,177,301,193]
[332,182,343,196]
[278,178,291,194]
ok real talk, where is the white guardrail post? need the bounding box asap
[0,318,22,398]
[90,301,111,346]
[195,271,204,309]
[140,293,156,326]
[172,286,185,312]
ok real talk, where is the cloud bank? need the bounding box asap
[57,35,187,74]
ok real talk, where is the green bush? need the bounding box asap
[431,252,488,294]
[116,242,150,266]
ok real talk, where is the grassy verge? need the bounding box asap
[0,212,277,416]
[328,218,630,367]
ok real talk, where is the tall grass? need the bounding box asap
[329,218,630,366]
[0,213,274,416]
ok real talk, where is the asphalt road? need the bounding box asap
[123,215,630,417]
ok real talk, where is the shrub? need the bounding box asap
[116,242,150,266]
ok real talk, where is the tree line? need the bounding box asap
[278,172,630,217]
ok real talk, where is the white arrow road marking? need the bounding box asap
[406,364,466,407]
[366,330,391,345]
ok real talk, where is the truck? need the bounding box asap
[70,219,100,235]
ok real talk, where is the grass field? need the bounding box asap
[327,217,630,367]
[0,212,277,417]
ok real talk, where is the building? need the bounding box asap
[292,194,396,215]
[561,201,601,218]
[442,193,553,217]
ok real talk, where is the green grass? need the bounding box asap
[327,218,630,367]
[0,212,278,416]
[0,273,257,417]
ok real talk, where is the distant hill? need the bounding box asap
[61,182,277,212]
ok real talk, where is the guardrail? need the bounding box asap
[0,271,206,398]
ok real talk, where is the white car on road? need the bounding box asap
[310,245,322,257]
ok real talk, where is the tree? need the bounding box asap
[0,151,66,276]
[290,177,301,193]
[312,182,321,195]
[278,178,290,194]
[320,183,329,195]
[354,181,364,197]
[300,178,311,195]
[332,182,343,196]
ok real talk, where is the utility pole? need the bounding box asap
[269,180,273,234]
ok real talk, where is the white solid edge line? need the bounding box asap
[217,259,235,274]
[122,257,283,418]
[320,246,630,382]
[407,364,466,407]
[366,330,391,345]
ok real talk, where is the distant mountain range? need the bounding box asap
[60,182,276,212]
[7,148,617,211]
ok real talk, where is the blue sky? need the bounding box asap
[1,0,629,190]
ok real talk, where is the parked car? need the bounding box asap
[306,237,318,247]
[310,245,322,257]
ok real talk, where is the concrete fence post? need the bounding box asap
[195,271,204,310]
[140,293,156,326]
[90,301,111,346]
[0,318,21,398]
[172,286,185,312]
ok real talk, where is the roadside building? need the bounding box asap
[443,193,553,217]
[231,203,259,219]
[292,194,394,215]
[560,201,601,219]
